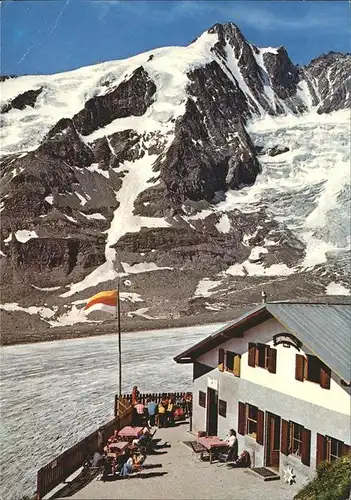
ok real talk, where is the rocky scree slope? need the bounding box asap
[0,22,350,331]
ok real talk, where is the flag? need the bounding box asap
[84,290,118,315]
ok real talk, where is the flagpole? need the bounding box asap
[116,278,122,398]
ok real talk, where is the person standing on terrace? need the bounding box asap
[146,397,158,427]
[135,400,145,426]
[132,385,139,405]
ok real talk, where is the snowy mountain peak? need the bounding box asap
[1,22,350,332]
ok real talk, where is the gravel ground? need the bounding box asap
[69,423,303,500]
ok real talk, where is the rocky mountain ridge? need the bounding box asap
[1,22,350,335]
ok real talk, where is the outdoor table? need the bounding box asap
[106,452,120,475]
[118,426,144,441]
[108,441,129,453]
[196,436,229,463]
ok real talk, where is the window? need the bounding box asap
[247,404,258,439]
[290,422,304,457]
[199,391,206,408]
[328,437,343,462]
[226,351,235,371]
[307,356,322,384]
[257,344,269,368]
[295,354,331,389]
[238,402,264,444]
[218,399,227,418]
[317,433,350,465]
[281,420,311,466]
[225,351,241,377]
[248,343,277,373]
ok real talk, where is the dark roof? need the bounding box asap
[174,302,351,383]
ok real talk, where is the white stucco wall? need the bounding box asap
[192,370,350,479]
[197,318,350,416]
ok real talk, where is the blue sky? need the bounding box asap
[1,1,350,75]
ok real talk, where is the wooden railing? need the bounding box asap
[114,391,192,414]
[36,392,192,499]
[36,400,132,500]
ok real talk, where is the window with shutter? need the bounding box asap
[342,443,350,457]
[301,428,311,466]
[247,404,258,439]
[218,348,225,372]
[320,364,331,389]
[316,433,326,465]
[317,434,348,463]
[290,421,304,457]
[238,402,246,435]
[257,343,267,368]
[327,436,344,462]
[233,354,241,377]
[256,410,264,445]
[225,351,235,372]
[198,391,206,408]
[267,347,277,373]
[306,355,321,383]
[295,354,306,381]
[281,419,289,455]
[248,343,256,367]
[218,399,227,418]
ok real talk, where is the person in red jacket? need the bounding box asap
[132,385,139,406]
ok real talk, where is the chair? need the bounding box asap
[217,447,237,463]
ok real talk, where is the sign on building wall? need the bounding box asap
[207,377,219,390]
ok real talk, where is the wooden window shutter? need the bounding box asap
[342,443,350,457]
[281,419,289,455]
[256,410,264,445]
[234,355,241,377]
[231,352,235,372]
[267,347,277,374]
[295,354,306,381]
[320,365,331,389]
[301,428,311,466]
[248,343,256,367]
[316,433,326,465]
[238,402,246,435]
[218,348,225,372]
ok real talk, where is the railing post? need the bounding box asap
[36,469,42,500]
[114,394,118,417]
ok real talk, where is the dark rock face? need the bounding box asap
[2,87,42,113]
[263,48,300,100]
[5,236,106,283]
[209,23,269,114]
[266,145,290,157]
[306,52,351,113]
[39,118,95,167]
[158,60,260,206]
[90,129,145,169]
[72,66,156,135]
[1,153,79,222]
[0,75,17,83]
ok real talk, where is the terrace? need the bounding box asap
[63,422,301,500]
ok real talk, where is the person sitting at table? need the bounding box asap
[131,426,151,446]
[121,448,147,477]
[107,429,119,444]
[219,429,238,462]
[133,447,147,472]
